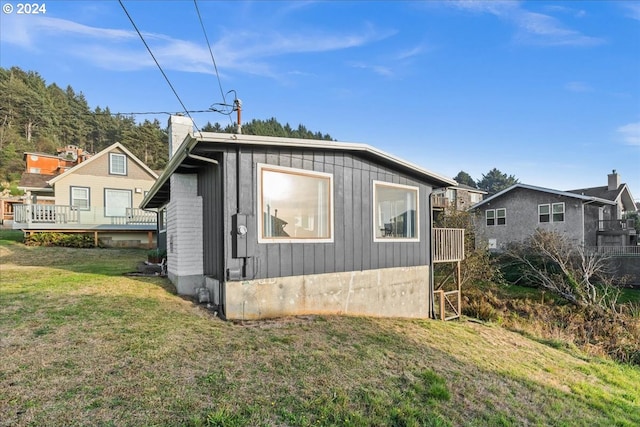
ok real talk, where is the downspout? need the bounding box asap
[428,190,436,319]
[185,147,225,318]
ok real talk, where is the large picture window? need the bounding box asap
[105,189,132,217]
[373,181,419,241]
[258,164,333,242]
[109,153,127,175]
[70,186,90,210]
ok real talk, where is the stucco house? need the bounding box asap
[13,142,158,248]
[141,116,465,320]
[471,171,638,252]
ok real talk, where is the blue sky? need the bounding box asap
[1,1,639,197]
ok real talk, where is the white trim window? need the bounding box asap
[486,208,506,226]
[373,181,419,241]
[538,204,550,223]
[109,153,127,175]
[496,208,506,225]
[539,203,564,222]
[257,164,333,243]
[486,209,495,226]
[552,202,565,222]
[104,189,132,217]
[70,186,90,210]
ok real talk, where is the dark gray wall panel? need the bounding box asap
[200,146,435,281]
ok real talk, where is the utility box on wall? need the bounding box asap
[232,213,254,259]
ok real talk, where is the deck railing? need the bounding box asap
[585,246,640,256]
[431,195,450,209]
[13,204,156,227]
[432,228,465,262]
[598,219,636,232]
[14,204,79,224]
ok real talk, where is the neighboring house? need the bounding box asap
[568,170,638,248]
[13,142,158,248]
[23,145,88,175]
[432,183,487,223]
[471,171,638,252]
[0,194,21,224]
[141,116,465,321]
[17,172,55,203]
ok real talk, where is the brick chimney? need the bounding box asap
[608,169,620,191]
[168,115,193,159]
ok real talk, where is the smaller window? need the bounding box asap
[109,153,127,175]
[552,203,565,222]
[470,193,482,204]
[486,209,495,226]
[29,167,41,173]
[539,204,550,223]
[70,186,90,210]
[496,208,506,225]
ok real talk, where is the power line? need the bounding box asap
[118,0,202,133]
[193,1,233,119]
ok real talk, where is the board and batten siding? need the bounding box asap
[197,146,433,281]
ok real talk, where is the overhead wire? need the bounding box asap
[193,0,234,119]
[118,0,202,133]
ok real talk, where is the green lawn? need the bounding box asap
[1,232,639,426]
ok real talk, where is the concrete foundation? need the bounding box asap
[224,265,431,320]
[169,272,204,296]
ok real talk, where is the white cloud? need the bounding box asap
[564,81,593,93]
[1,15,393,78]
[617,122,640,146]
[348,62,394,77]
[1,16,135,48]
[622,3,640,21]
[396,45,427,60]
[445,0,604,47]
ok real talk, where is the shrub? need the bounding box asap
[25,232,95,248]
[464,283,640,366]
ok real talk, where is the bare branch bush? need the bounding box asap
[504,229,619,311]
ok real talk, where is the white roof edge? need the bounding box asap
[469,183,617,210]
[195,132,457,187]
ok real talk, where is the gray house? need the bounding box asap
[141,116,464,320]
[471,172,637,251]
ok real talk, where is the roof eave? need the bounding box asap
[140,134,199,209]
[196,132,457,187]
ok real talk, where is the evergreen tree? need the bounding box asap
[453,171,477,188]
[477,168,519,195]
